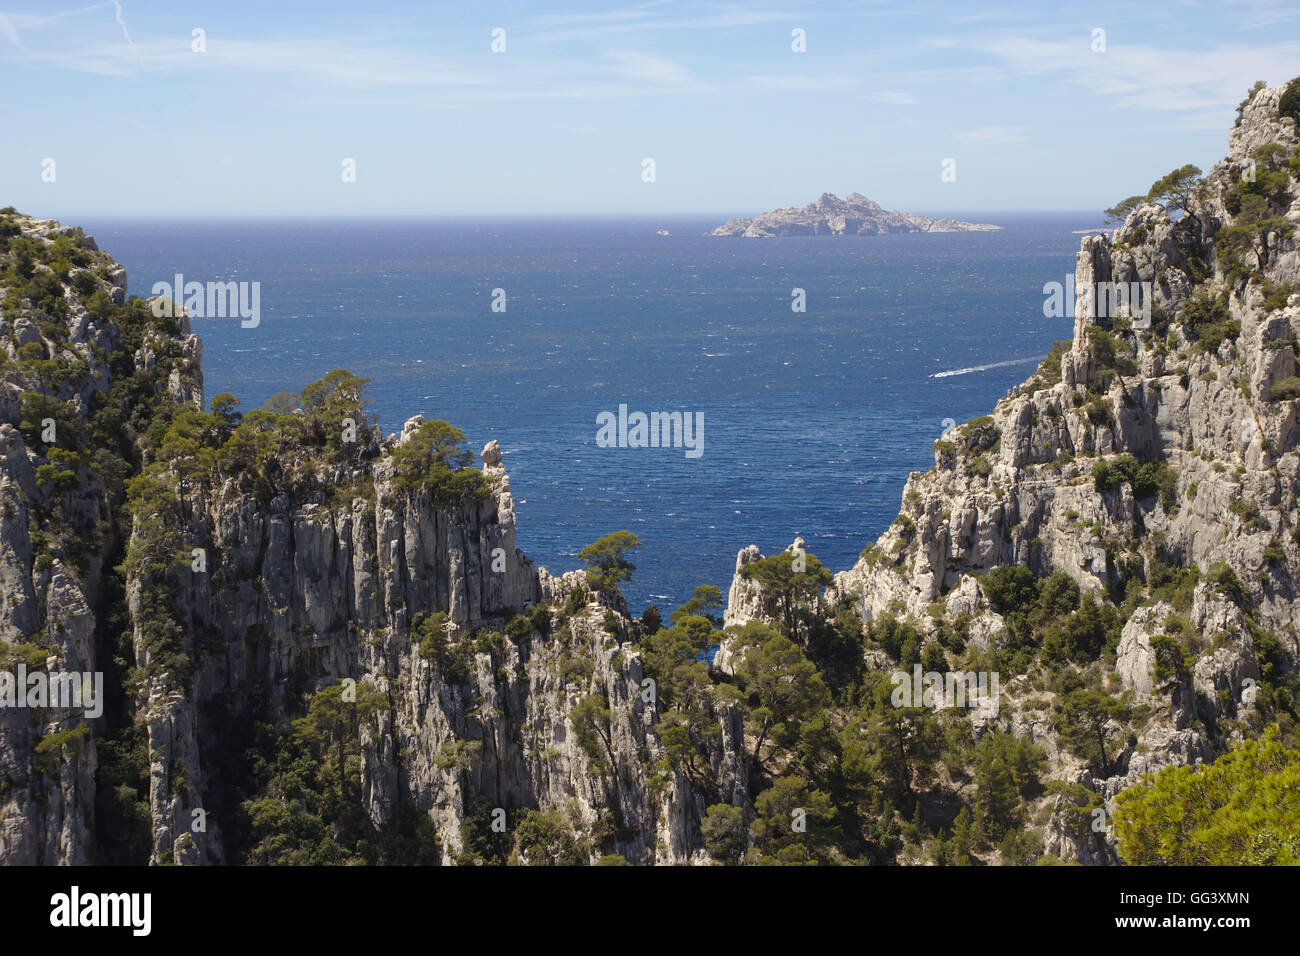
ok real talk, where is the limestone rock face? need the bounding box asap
[730,83,1300,864]
[716,538,806,675]
[0,214,146,865]
[712,192,1001,238]
[96,408,739,864]
[827,100,1300,625]
[4,84,1300,867]
[1115,605,1167,698]
[723,544,766,629]
[0,209,746,866]
[0,563,99,865]
[1229,84,1299,161]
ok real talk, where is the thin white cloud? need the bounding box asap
[7,17,712,104]
[109,0,142,67]
[330,81,696,112]
[527,5,800,43]
[938,32,1300,123]
[947,11,1026,24]
[24,36,490,87]
[530,2,672,27]
[109,0,131,45]
[1221,0,1300,29]
[605,50,690,86]
[953,125,1026,145]
[0,1,111,45]
[864,90,916,104]
[748,74,855,91]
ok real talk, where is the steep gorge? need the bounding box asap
[1,82,1299,866]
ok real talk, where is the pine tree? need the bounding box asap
[951,807,975,865]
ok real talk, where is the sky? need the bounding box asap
[1,0,1298,217]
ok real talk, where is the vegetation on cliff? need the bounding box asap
[3,75,1300,866]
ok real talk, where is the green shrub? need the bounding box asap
[1217,194,1294,282]
[1093,455,1130,493]
[1085,395,1113,426]
[415,612,449,660]
[892,513,916,537]
[959,416,1000,452]
[1205,562,1247,608]
[1094,455,1178,510]
[35,723,91,771]
[1259,280,1298,313]
[1086,327,1135,375]
[1150,634,1193,685]
[1039,570,1081,616]
[3,641,52,669]
[390,420,492,506]
[505,614,533,640]
[1269,376,1300,401]
[981,565,1040,615]
[1042,594,1121,664]
[1033,339,1072,387]
[1235,81,1268,127]
[1224,145,1293,217]
[1279,77,1300,125]
[563,585,587,616]
[859,543,884,566]
[1178,293,1239,353]
[1228,497,1270,532]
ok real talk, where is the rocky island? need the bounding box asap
[0,80,1298,867]
[711,191,1002,237]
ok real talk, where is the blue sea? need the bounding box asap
[80,215,1089,614]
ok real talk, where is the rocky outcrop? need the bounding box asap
[0,562,99,864]
[0,213,150,865]
[715,537,804,675]
[3,80,1298,868]
[723,82,1300,863]
[825,83,1300,630]
[0,208,746,865]
[116,403,750,863]
[712,192,1001,238]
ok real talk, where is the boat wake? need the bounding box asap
[929,356,1039,379]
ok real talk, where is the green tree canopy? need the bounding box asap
[1278,76,1300,124]
[980,565,1040,616]
[569,694,616,775]
[1103,195,1144,226]
[738,548,833,637]
[670,584,723,627]
[298,368,373,454]
[731,621,832,771]
[390,419,491,505]
[860,675,943,802]
[1146,164,1204,217]
[1113,726,1300,865]
[1051,688,1128,777]
[208,392,243,427]
[748,775,837,864]
[292,680,387,799]
[578,530,642,592]
[1217,188,1295,276]
[513,809,587,865]
[701,803,748,864]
